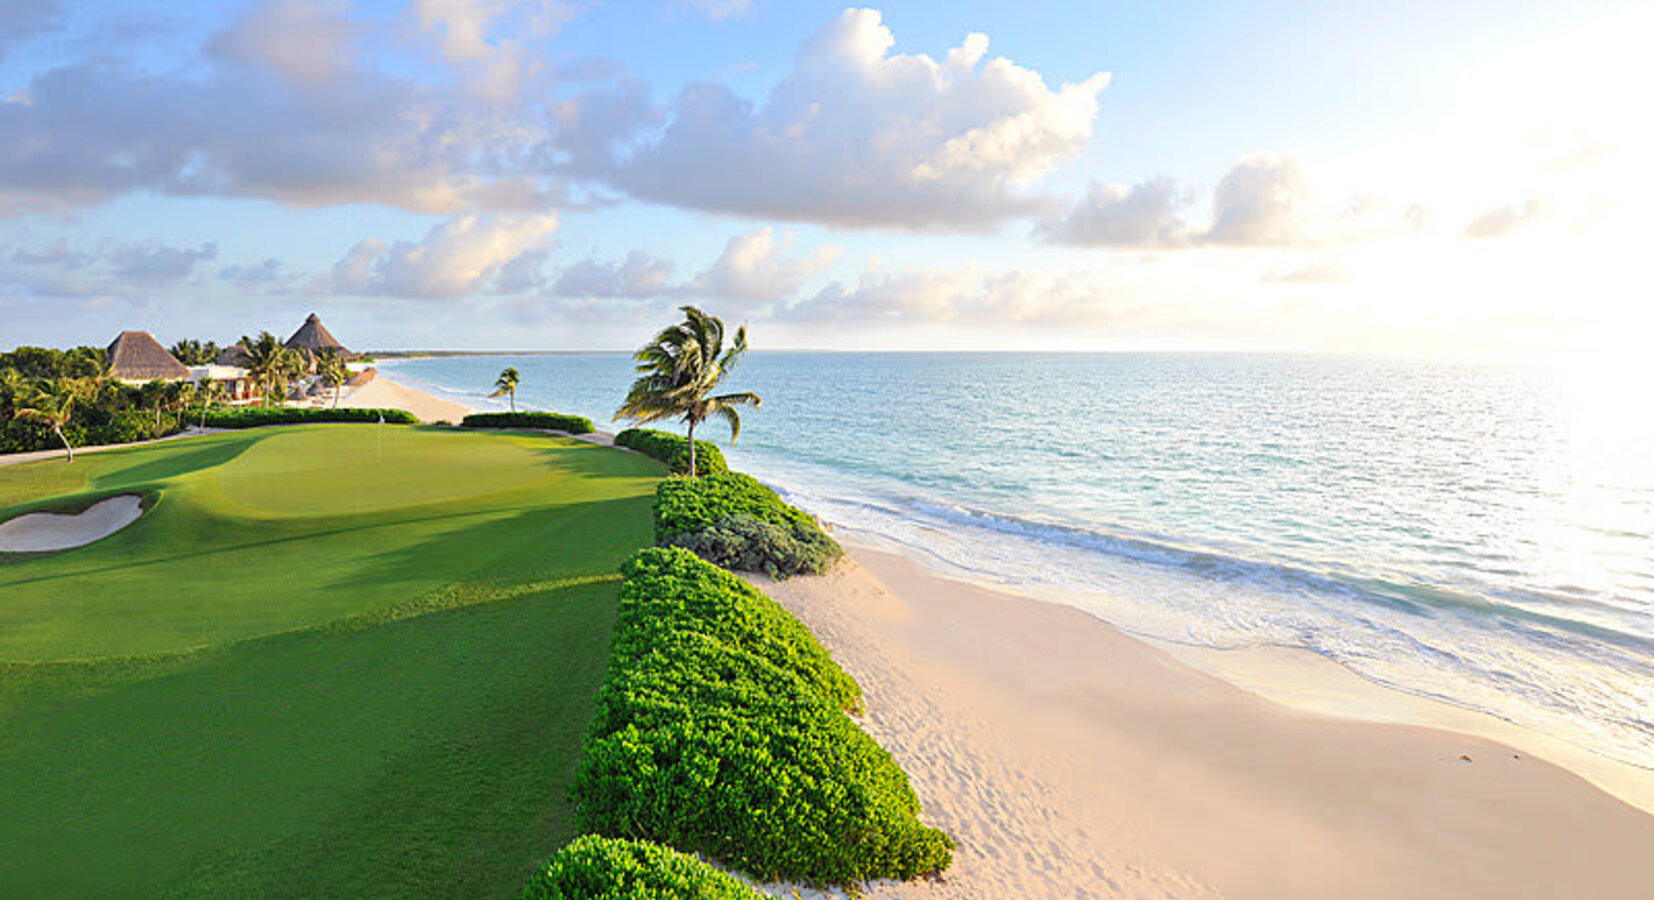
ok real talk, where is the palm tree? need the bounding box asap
[317,349,348,408]
[491,367,520,412]
[138,379,171,428]
[238,332,301,406]
[616,306,761,477]
[13,379,83,462]
[196,379,225,428]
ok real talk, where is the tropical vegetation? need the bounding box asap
[1,346,185,456]
[462,411,595,434]
[654,472,842,578]
[519,835,766,900]
[613,427,728,476]
[616,306,759,477]
[492,366,522,412]
[199,406,417,428]
[574,547,952,884]
[235,330,304,405]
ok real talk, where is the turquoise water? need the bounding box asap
[382,352,1654,767]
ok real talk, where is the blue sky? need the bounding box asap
[1,0,1647,352]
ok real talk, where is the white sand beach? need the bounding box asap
[754,543,1654,900]
[333,374,475,423]
[0,494,143,552]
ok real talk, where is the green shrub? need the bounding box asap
[653,473,841,578]
[615,547,859,712]
[200,407,418,428]
[521,835,764,900]
[461,411,595,434]
[574,548,951,885]
[613,428,727,476]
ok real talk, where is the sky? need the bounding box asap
[0,0,1648,353]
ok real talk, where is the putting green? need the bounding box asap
[0,424,666,899]
[0,425,661,662]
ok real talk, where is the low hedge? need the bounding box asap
[200,407,418,428]
[573,548,952,885]
[461,411,595,435]
[614,545,860,712]
[613,428,727,476]
[655,473,841,579]
[521,835,764,900]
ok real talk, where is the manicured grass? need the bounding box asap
[0,425,665,898]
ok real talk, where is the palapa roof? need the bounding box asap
[216,344,252,367]
[107,331,190,381]
[284,313,348,357]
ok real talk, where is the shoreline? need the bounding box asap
[835,530,1654,818]
[756,542,1654,899]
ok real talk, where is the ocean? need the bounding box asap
[380,351,1654,769]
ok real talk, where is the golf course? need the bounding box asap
[0,424,664,898]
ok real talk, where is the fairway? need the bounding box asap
[0,425,664,899]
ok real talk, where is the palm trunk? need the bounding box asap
[56,426,73,463]
[510,390,516,412]
[686,418,697,478]
[334,384,341,408]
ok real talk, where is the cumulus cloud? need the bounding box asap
[688,228,841,301]
[586,9,1109,228]
[405,0,574,102]
[1203,155,1313,246]
[1044,155,1424,249]
[1038,177,1191,247]
[0,0,568,217]
[328,213,558,298]
[210,0,359,87]
[220,257,301,294]
[781,264,1130,326]
[552,250,674,298]
[1462,199,1545,239]
[1,235,218,298]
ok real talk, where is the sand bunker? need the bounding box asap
[0,494,144,553]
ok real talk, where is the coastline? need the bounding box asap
[756,541,1654,899]
[845,532,1654,818]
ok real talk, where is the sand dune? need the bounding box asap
[753,545,1654,900]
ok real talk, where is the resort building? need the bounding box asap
[285,313,351,371]
[106,331,191,384]
[105,330,259,402]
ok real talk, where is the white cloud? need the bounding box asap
[1044,155,1425,249]
[1038,177,1191,247]
[1203,154,1313,247]
[552,250,675,298]
[782,263,1132,327]
[689,227,840,301]
[406,0,574,102]
[1462,199,1546,239]
[328,213,558,298]
[210,0,359,87]
[1,235,218,298]
[0,1,570,217]
[592,9,1110,228]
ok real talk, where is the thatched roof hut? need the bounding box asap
[216,344,253,367]
[285,313,349,359]
[107,331,190,381]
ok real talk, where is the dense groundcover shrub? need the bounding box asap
[520,835,764,900]
[461,411,595,434]
[613,428,727,476]
[574,548,952,885]
[654,473,841,578]
[200,407,418,428]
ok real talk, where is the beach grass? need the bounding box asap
[0,424,664,898]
